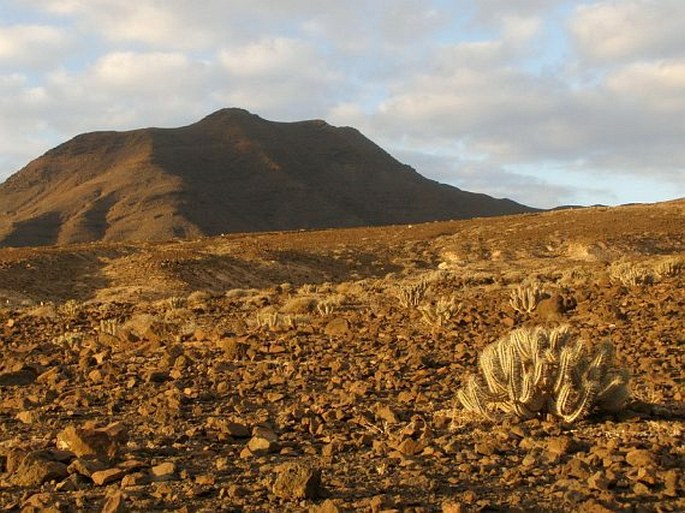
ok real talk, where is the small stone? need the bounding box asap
[195,473,216,485]
[546,436,575,457]
[309,499,341,513]
[272,462,322,500]
[375,405,400,424]
[633,482,650,494]
[588,471,609,491]
[475,441,497,456]
[324,318,350,337]
[91,468,125,486]
[11,451,69,487]
[625,449,656,468]
[56,424,118,460]
[663,469,679,497]
[15,410,38,424]
[225,422,250,438]
[247,427,279,455]
[522,453,537,466]
[150,461,177,481]
[121,472,150,487]
[101,491,127,513]
[0,368,36,386]
[67,457,107,477]
[442,501,463,513]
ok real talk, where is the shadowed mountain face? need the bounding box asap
[0,108,535,247]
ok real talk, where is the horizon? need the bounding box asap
[1,1,683,209]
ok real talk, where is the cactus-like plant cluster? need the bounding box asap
[418,297,463,327]
[394,280,428,308]
[457,326,630,423]
[509,283,543,313]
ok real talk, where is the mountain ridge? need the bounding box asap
[0,108,535,247]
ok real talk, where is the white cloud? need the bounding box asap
[0,24,73,67]
[0,1,683,206]
[570,0,685,63]
[605,59,685,109]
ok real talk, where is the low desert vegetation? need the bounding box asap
[457,325,631,423]
[508,282,544,313]
[393,279,428,308]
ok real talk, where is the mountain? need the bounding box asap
[0,108,535,247]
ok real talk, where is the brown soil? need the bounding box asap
[0,200,683,512]
[0,109,533,248]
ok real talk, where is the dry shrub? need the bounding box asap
[281,296,318,314]
[394,280,428,308]
[651,256,683,279]
[610,261,653,287]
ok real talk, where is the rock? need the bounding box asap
[247,427,279,455]
[536,294,566,320]
[150,461,177,481]
[91,468,126,486]
[0,368,36,386]
[370,494,395,513]
[625,449,656,468]
[309,499,341,513]
[546,436,576,460]
[217,338,250,359]
[225,422,251,438]
[375,404,400,424]
[441,502,463,513]
[101,491,127,513]
[67,457,107,477]
[324,318,350,337]
[663,469,680,497]
[56,424,119,460]
[11,450,69,487]
[20,492,65,513]
[272,462,323,500]
[121,472,151,487]
[587,471,609,491]
[474,441,497,456]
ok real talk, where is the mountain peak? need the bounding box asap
[0,109,535,247]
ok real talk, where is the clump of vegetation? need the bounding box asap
[509,282,543,313]
[652,256,683,279]
[394,280,428,308]
[457,325,630,423]
[418,297,462,328]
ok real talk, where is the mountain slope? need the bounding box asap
[0,108,535,247]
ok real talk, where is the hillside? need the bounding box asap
[0,108,533,247]
[0,201,683,511]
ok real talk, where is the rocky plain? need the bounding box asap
[0,200,683,512]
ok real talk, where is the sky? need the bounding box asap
[0,0,683,209]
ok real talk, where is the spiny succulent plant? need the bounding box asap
[457,325,630,423]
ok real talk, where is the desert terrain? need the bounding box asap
[0,200,683,512]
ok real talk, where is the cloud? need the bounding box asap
[0,24,73,68]
[0,1,683,207]
[570,0,685,63]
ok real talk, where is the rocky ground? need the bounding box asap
[0,201,683,512]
